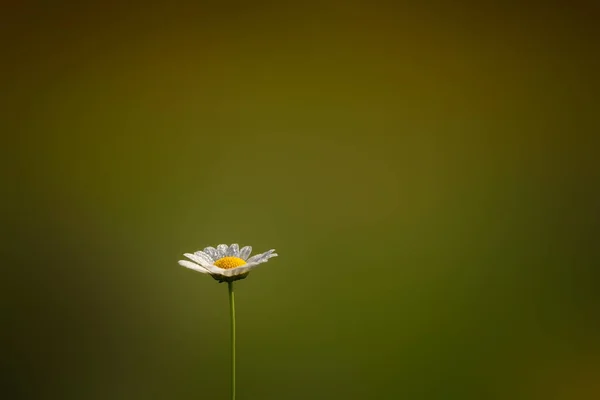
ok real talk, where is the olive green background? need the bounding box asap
[3,1,599,399]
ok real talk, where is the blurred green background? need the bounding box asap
[3,1,599,399]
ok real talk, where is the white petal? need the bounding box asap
[252,253,277,265]
[221,262,261,277]
[185,252,212,267]
[191,260,226,275]
[178,260,209,274]
[205,265,227,274]
[247,249,276,263]
[203,247,219,261]
[246,253,263,263]
[239,246,252,260]
[194,251,215,265]
[227,243,240,257]
[216,244,228,258]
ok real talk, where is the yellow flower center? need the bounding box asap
[214,256,247,270]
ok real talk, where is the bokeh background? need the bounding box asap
[3,1,599,399]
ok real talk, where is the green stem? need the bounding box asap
[228,281,236,400]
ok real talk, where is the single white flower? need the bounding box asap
[178,243,278,282]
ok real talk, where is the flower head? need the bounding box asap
[178,243,278,282]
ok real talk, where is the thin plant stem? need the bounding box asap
[228,281,236,400]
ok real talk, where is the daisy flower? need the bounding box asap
[178,243,278,282]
